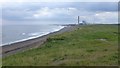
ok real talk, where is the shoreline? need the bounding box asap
[2,25,65,46]
[2,25,78,57]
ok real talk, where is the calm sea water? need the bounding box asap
[2,25,64,46]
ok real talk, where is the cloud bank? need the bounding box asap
[2,2,118,25]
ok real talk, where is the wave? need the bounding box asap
[28,32,44,36]
[1,26,65,46]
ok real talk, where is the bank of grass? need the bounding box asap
[2,24,119,66]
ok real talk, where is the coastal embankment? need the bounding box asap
[2,25,78,57]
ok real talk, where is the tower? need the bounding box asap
[78,16,79,24]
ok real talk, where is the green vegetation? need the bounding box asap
[2,24,119,66]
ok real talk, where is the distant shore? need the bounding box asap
[2,25,78,57]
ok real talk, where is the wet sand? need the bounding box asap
[2,25,78,57]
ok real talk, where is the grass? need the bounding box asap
[2,24,119,66]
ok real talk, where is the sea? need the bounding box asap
[2,25,65,46]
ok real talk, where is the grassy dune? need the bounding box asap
[2,24,119,66]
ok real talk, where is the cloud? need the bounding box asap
[2,2,118,24]
[93,12,118,24]
[33,7,74,18]
[31,7,77,23]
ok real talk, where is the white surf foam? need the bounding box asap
[2,26,65,46]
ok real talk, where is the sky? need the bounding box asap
[0,0,119,2]
[1,0,119,25]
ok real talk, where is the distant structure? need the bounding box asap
[78,16,80,24]
[77,16,87,25]
[82,20,87,25]
[77,16,88,25]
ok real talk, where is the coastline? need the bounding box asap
[2,25,64,46]
[2,25,78,57]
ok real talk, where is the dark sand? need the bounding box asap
[2,26,78,57]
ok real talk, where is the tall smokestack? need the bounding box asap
[78,16,79,24]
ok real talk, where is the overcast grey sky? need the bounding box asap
[1,1,118,25]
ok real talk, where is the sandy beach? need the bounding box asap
[2,25,78,57]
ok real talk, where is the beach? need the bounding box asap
[2,25,77,57]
